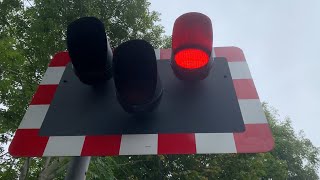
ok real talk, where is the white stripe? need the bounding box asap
[228,62,252,79]
[40,67,65,85]
[43,136,85,156]
[195,133,236,153]
[211,47,216,58]
[18,105,49,129]
[119,134,158,155]
[154,49,160,60]
[239,99,268,124]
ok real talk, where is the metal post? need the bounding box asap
[65,157,91,180]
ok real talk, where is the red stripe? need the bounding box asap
[214,47,245,62]
[160,49,172,59]
[49,52,70,67]
[30,85,58,105]
[81,135,122,156]
[233,124,274,153]
[158,133,196,154]
[9,129,49,157]
[233,79,259,99]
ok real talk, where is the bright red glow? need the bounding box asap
[172,12,213,55]
[175,48,209,69]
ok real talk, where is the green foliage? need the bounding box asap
[87,157,116,180]
[0,0,165,130]
[265,103,320,179]
[160,35,172,49]
[0,0,165,179]
[0,0,319,179]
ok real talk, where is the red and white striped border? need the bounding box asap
[9,47,274,157]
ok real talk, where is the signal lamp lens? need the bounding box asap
[113,39,163,113]
[175,48,209,69]
[171,12,213,80]
[67,17,112,85]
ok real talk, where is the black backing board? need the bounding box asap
[39,58,245,136]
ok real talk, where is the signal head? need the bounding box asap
[113,39,163,113]
[171,12,213,81]
[67,17,112,85]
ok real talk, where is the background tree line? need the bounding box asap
[0,0,319,179]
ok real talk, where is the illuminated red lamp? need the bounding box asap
[171,12,213,80]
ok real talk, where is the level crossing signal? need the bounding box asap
[9,13,274,157]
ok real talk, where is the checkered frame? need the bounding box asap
[9,47,274,157]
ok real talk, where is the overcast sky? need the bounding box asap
[149,0,320,148]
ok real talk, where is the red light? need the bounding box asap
[171,12,213,80]
[172,12,213,56]
[175,48,209,69]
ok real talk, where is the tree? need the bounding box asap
[265,104,320,179]
[0,0,165,179]
[160,35,172,49]
[1,0,319,179]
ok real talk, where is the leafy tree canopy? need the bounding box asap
[0,0,319,179]
[1,0,166,179]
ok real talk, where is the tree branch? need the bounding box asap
[44,157,51,169]
[46,161,69,180]
[19,158,31,180]
[38,157,69,180]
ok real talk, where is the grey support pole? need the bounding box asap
[65,157,91,180]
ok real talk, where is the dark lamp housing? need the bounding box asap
[67,17,112,85]
[113,39,163,113]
